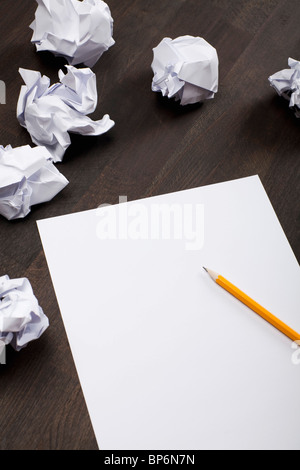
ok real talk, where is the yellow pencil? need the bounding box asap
[203,267,300,342]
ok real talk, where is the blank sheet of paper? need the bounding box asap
[37,175,300,450]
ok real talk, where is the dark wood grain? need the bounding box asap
[0,0,299,450]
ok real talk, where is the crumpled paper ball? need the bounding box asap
[0,144,69,220]
[17,65,115,162]
[269,58,300,118]
[30,0,115,67]
[151,35,219,106]
[0,275,49,351]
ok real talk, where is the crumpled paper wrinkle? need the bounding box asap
[269,58,300,118]
[17,65,115,162]
[0,275,49,351]
[0,144,68,220]
[151,35,219,106]
[30,0,115,67]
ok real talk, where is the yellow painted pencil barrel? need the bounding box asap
[204,268,300,342]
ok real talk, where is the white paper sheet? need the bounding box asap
[30,0,115,67]
[0,275,49,351]
[269,58,300,117]
[151,36,219,105]
[37,176,300,450]
[17,66,115,162]
[0,144,68,220]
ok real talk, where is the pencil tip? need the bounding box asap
[203,266,208,272]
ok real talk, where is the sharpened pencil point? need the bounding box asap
[203,267,219,282]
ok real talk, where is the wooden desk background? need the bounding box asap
[0,0,299,450]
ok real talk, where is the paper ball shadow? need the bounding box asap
[0,333,50,376]
[269,93,300,121]
[239,94,300,152]
[61,131,115,164]
[154,92,203,117]
[35,50,91,76]
[34,50,69,75]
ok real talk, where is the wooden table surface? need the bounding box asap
[0,0,299,450]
